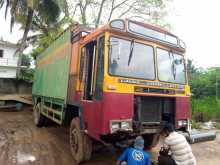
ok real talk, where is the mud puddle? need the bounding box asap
[0,110,74,165]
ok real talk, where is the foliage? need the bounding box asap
[190,69,215,98]
[214,123,220,129]
[0,0,68,52]
[1,0,173,79]
[1,0,172,60]
[20,54,31,67]
[27,0,172,60]
[191,97,220,121]
[30,17,73,59]
[18,68,34,82]
[0,0,71,79]
[67,0,171,28]
[187,59,198,80]
[191,120,201,129]
[188,60,220,120]
[18,54,34,81]
[188,65,220,98]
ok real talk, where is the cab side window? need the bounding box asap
[95,36,105,100]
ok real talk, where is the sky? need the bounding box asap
[0,9,23,43]
[0,0,220,68]
[166,0,220,68]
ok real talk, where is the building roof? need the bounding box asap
[0,39,18,48]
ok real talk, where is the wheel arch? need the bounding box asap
[64,104,84,129]
[33,96,41,105]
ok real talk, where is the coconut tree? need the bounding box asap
[0,0,68,50]
[0,0,69,76]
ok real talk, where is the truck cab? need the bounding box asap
[77,19,190,136]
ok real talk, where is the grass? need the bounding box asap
[214,123,220,129]
[191,120,201,129]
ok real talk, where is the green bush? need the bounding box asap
[191,120,201,129]
[18,68,35,82]
[191,97,220,121]
[215,123,220,129]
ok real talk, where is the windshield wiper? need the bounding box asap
[127,39,135,66]
[170,52,176,80]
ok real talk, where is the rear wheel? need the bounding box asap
[70,118,92,163]
[33,103,45,127]
[83,133,92,161]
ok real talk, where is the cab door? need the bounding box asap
[80,36,105,138]
[82,40,97,100]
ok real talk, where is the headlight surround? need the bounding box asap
[111,123,120,132]
[110,120,132,133]
[178,120,188,127]
[121,121,130,130]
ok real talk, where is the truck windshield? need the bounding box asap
[109,37,155,80]
[157,48,186,84]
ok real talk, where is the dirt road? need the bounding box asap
[0,109,219,165]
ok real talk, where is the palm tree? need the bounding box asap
[0,0,68,50]
[0,0,69,75]
[29,16,74,60]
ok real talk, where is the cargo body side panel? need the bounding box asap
[32,29,72,103]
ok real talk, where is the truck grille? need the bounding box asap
[134,86,184,95]
[135,97,162,123]
[134,96,175,124]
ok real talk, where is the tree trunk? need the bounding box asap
[16,8,34,78]
[95,0,106,27]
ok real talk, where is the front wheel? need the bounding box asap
[70,118,92,163]
[83,133,92,161]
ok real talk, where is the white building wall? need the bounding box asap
[0,67,17,78]
[0,43,19,78]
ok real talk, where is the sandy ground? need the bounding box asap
[0,109,219,165]
[191,131,220,165]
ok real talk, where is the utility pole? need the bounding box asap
[216,66,220,101]
[216,72,218,101]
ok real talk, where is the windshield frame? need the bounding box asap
[156,47,187,85]
[108,35,156,81]
[128,20,179,47]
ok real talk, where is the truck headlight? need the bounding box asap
[178,120,187,127]
[121,121,130,130]
[111,122,120,132]
[110,120,132,133]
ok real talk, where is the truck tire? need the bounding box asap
[83,133,92,161]
[33,103,45,127]
[149,133,160,148]
[70,118,92,163]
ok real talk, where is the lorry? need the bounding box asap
[32,19,192,163]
